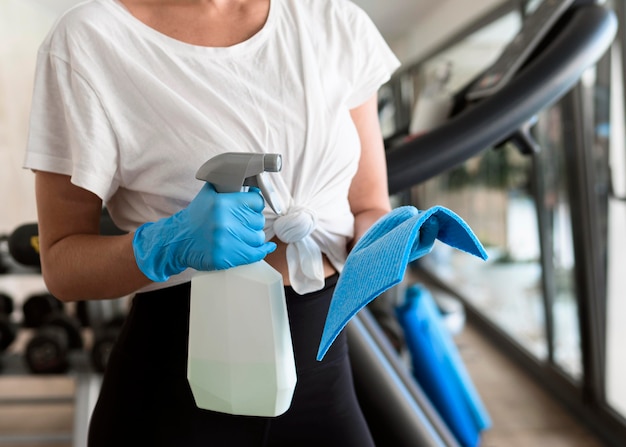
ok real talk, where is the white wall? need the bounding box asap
[0,1,63,235]
[385,0,508,66]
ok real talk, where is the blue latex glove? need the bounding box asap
[133,183,276,282]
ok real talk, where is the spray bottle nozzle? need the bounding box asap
[196,153,283,214]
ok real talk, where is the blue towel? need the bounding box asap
[317,205,487,360]
[397,284,491,447]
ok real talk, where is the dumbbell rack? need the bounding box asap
[0,352,102,447]
[0,217,133,446]
[0,250,114,447]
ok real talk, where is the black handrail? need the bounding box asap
[349,309,460,447]
[386,4,617,195]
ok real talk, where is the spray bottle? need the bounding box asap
[187,152,296,417]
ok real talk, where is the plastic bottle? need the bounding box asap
[187,153,296,417]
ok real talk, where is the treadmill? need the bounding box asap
[349,2,617,446]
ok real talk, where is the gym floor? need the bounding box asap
[0,316,605,447]
[456,324,603,447]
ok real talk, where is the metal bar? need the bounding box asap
[531,147,557,365]
[72,373,102,447]
[348,310,460,447]
[561,83,607,404]
[0,396,73,405]
[0,433,72,445]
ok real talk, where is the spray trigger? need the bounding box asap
[245,172,282,214]
[196,152,284,214]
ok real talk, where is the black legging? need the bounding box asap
[88,274,374,447]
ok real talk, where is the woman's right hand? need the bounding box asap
[132,183,276,282]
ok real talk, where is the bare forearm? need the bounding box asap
[347,94,392,251]
[41,232,151,302]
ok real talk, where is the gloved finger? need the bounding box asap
[408,216,439,262]
[193,183,262,209]
[228,225,268,248]
[232,203,266,230]
[418,216,439,247]
[243,241,277,260]
[214,241,277,270]
[200,192,264,228]
[239,188,266,212]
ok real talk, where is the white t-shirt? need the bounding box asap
[24,0,400,294]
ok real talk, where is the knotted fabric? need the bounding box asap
[273,207,324,294]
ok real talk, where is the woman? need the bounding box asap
[25,0,400,445]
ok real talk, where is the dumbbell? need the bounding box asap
[0,235,9,274]
[22,293,65,328]
[79,299,127,373]
[24,301,84,374]
[75,301,91,328]
[91,315,125,373]
[7,224,41,268]
[0,293,18,354]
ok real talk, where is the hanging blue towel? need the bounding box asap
[316,205,487,361]
[397,284,491,447]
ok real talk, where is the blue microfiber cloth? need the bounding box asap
[316,205,488,361]
[397,284,491,447]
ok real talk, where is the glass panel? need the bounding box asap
[534,104,582,379]
[380,12,522,150]
[414,144,548,359]
[406,8,554,360]
[605,41,626,418]
[525,0,543,16]
[416,10,522,95]
[606,153,626,417]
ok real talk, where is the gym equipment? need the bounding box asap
[24,301,84,375]
[75,301,91,328]
[99,208,127,236]
[0,293,17,354]
[188,153,296,417]
[367,288,406,352]
[24,327,69,374]
[0,235,9,274]
[317,206,487,360]
[465,0,575,101]
[7,223,40,267]
[349,308,461,447]
[90,314,125,373]
[22,293,64,328]
[66,298,128,373]
[385,2,617,194]
[396,285,490,447]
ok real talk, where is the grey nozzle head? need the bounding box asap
[196,152,283,193]
[195,153,284,213]
[263,154,282,172]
